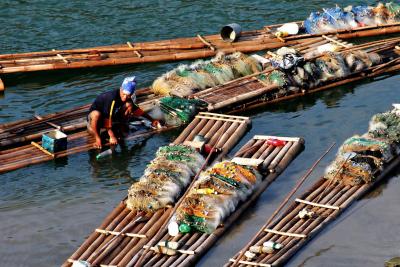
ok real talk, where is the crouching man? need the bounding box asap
[87,76,160,149]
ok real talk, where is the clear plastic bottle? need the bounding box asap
[96,148,113,160]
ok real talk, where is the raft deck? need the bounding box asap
[127,135,304,267]
[1,21,400,90]
[62,112,251,267]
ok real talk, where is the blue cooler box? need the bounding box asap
[42,130,68,153]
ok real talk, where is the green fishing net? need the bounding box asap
[387,2,400,18]
[158,144,195,155]
[268,70,288,87]
[159,96,208,123]
[369,112,400,143]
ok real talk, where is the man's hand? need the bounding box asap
[107,129,118,145]
[151,120,162,129]
[94,136,102,149]
[109,136,118,145]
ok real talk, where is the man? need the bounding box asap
[87,76,160,149]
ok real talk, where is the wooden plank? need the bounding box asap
[254,135,301,142]
[231,157,264,167]
[295,198,340,210]
[229,258,272,267]
[31,141,55,158]
[143,245,195,255]
[0,77,4,91]
[127,41,143,58]
[198,112,249,121]
[195,115,245,123]
[263,228,307,238]
[34,114,62,130]
[95,229,147,239]
[322,35,351,48]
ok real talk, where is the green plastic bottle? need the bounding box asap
[179,223,191,233]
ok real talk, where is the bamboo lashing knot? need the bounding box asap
[295,198,340,210]
[197,34,216,51]
[127,42,143,58]
[31,141,55,158]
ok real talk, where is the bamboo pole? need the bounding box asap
[108,209,164,266]
[234,138,257,157]
[268,142,293,172]
[172,117,200,144]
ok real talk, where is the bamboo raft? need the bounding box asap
[0,35,350,150]
[0,87,158,149]
[62,112,251,267]
[227,110,400,267]
[192,36,400,113]
[2,20,400,90]
[0,112,250,174]
[123,135,304,267]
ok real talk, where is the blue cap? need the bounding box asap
[121,76,136,95]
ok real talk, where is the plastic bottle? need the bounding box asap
[96,148,113,160]
[194,188,215,194]
[179,223,191,234]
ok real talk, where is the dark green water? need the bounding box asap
[1,1,400,266]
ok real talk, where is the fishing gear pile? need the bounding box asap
[126,145,205,212]
[151,52,262,97]
[170,161,261,234]
[264,47,381,97]
[304,2,400,34]
[157,97,208,125]
[324,105,400,186]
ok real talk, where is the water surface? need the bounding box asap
[0,1,399,266]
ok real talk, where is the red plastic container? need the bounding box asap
[266,138,286,147]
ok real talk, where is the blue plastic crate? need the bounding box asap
[42,130,67,153]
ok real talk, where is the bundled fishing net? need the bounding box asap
[304,2,400,34]
[151,52,262,97]
[157,96,208,125]
[304,6,357,34]
[126,145,205,212]
[324,105,400,186]
[265,50,381,96]
[368,106,400,143]
[174,161,261,234]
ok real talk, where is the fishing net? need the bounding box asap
[175,161,261,234]
[126,145,205,212]
[158,96,208,125]
[304,3,400,34]
[368,110,400,143]
[151,52,261,97]
[324,105,400,186]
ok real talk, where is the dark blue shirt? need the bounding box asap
[89,89,122,120]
